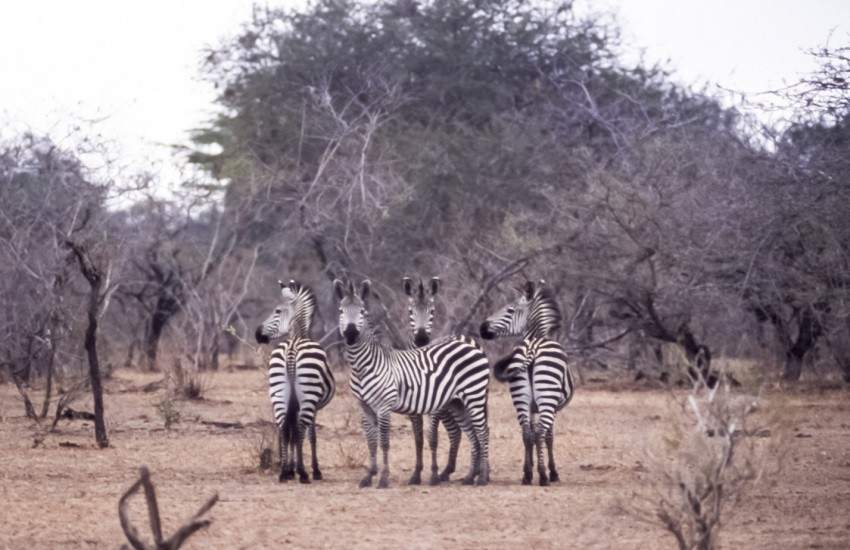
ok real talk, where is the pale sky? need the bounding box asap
[1,1,848,182]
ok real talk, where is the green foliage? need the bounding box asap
[155,395,181,429]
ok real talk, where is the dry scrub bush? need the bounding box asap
[623,376,787,550]
[242,419,279,473]
[164,357,210,400]
[331,399,367,470]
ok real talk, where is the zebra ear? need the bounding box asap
[402,277,414,297]
[333,279,345,300]
[524,281,535,300]
[359,280,372,301]
[429,277,441,297]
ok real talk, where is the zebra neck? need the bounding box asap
[523,326,550,340]
[289,306,313,340]
[344,331,391,376]
[287,324,308,340]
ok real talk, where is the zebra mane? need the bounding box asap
[526,285,562,339]
[285,280,317,338]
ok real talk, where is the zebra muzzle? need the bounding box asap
[343,324,359,345]
[414,329,430,347]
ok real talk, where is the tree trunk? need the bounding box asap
[39,343,55,419]
[82,267,109,447]
[781,308,821,382]
[209,331,219,371]
[144,298,179,371]
[678,329,713,385]
[782,352,805,382]
[66,240,109,448]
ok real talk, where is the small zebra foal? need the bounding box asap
[480,280,575,486]
[256,280,335,483]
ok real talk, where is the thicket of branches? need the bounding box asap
[2,0,849,400]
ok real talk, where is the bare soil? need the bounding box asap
[1,368,849,549]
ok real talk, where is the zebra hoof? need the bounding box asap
[461,476,475,486]
[438,470,453,482]
[278,474,289,483]
[299,475,311,484]
[408,473,422,485]
[475,477,489,487]
[378,478,389,489]
[429,475,441,486]
[538,476,549,487]
[521,475,532,485]
[549,471,559,483]
[313,470,323,481]
[358,476,373,488]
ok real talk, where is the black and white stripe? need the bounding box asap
[256,280,335,483]
[480,280,575,486]
[335,278,491,488]
[402,276,464,485]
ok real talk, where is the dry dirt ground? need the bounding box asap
[1,367,849,549]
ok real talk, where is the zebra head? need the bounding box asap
[255,280,315,343]
[334,278,371,346]
[479,280,561,340]
[403,276,440,347]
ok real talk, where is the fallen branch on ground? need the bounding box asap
[118,466,218,550]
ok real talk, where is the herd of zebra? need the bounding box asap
[254,276,575,487]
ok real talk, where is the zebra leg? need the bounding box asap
[521,420,534,485]
[428,413,441,486]
[440,412,462,482]
[278,420,296,482]
[377,409,392,489]
[358,404,379,488]
[309,423,322,480]
[278,422,288,483]
[467,401,490,487]
[408,414,424,485]
[295,420,310,484]
[545,425,558,482]
[451,407,480,485]
[534,419,549,486]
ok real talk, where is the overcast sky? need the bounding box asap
[1,0,848,180]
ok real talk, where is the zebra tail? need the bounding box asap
[563,367,576,407]
[283,389,300,446]
[492,354,514,383]
[283,349,300,444]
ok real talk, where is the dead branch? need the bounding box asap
[119,466,219,550]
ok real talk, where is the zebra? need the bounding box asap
[401,276,463,486]
[333,278,491,488]
[479,280,575,486]
[255,280,335,483]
